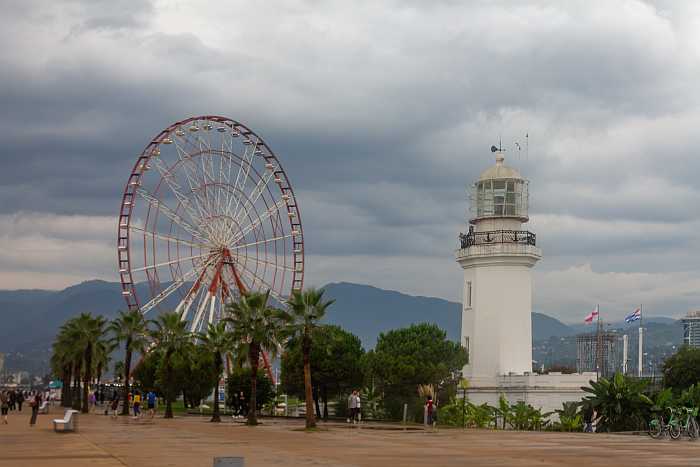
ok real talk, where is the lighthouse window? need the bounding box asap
[466,281,472,307]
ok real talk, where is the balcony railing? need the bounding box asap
[459,229,536,249]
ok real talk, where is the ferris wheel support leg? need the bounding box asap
[208,294,217,326]
[261,351,275,385]
[190,292,211,333]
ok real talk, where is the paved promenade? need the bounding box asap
[2,407,700,466]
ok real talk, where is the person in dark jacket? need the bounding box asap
[29,392,42,426]
[17,391,25,412]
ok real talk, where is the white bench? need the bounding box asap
[38,400,49,414]
[53,409,79,432]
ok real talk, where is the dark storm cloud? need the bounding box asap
[1,0,699,319]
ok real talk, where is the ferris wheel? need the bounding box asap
[117,116,304,332]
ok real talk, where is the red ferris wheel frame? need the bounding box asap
[117,115,304,325]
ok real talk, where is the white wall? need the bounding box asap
[460,258,536,380]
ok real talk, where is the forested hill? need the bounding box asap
[0,279,681,373]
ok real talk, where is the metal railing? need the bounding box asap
[458,230,536,249]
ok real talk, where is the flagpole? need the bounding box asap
[596,304,601,380]
[638,304,643,378]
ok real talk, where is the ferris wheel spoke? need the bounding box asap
[229,233,293,251]
[136,188,209,243]
[229,197,288,246]
[172,138,216,225]
[150,156,205,230]
[232,169,276,225]
[235,262,286,304]
[129,225,214,249]
[228,139,258,221]
[130,253,211,273]
[139,258,214,314]
[238,254,296,272]
[193,131,222,217]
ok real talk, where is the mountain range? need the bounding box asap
[0,280,684,376]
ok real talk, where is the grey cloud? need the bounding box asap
[1,1,700,320]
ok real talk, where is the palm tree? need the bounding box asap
[51,328,79,407]
[151,312,191,418]
[225,291,284,426]
[282,288,335,429]
[70,313,108,413]
[109,310,150,415]
[197,322,235,422]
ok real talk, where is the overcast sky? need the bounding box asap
[1,0,699,323]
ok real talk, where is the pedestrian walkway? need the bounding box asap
[2,406,700,466]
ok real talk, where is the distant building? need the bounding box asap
[576,330,622,378]
[681,311,700,348]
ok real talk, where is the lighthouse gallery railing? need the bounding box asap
[459,230,536,249]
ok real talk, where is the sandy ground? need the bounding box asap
[2,406,700,466]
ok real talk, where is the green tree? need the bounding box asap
[197,322,234,421]
[280,288,335,428]
[225,291,284,426]
[662,346,700,392]
[132,349,160,392]
[109,310,150,415]
[555,401,582,432]
[150,312,192,418]
[365,323,468,420]
[281,324,364,420]
[226,367,275,412]
[581,372,652,432]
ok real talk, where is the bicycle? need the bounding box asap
[675,407,699,440]
[649,407,680,439]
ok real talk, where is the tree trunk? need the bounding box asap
[322,385,329,421]
[313,385,321,422]
[303,335,316,429]
[72,361,82,410]
[164,351,174,419]
[62,365,72,407]
[211,355,221,423]
[248,343,259,426]
[82,344,93,413]
[121,340,132,416]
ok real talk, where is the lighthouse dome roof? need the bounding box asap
[478,152,522,180]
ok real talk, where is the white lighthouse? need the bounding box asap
[456,146,592,411]
[457,147,541,384]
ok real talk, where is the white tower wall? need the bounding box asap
[459,245,538,384]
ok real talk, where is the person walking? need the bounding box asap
[1,391,9,424]
[29,392,41,426]
[110,392,120,419]
[346,391,355,423]
[88,391,97,413]
[146,390,157,419]
[425,396,435,430]
[132,391,142,419]
[355,390,361,424]
[8,390,16,411]
[16,391,24,412]
[238,392,247,418]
